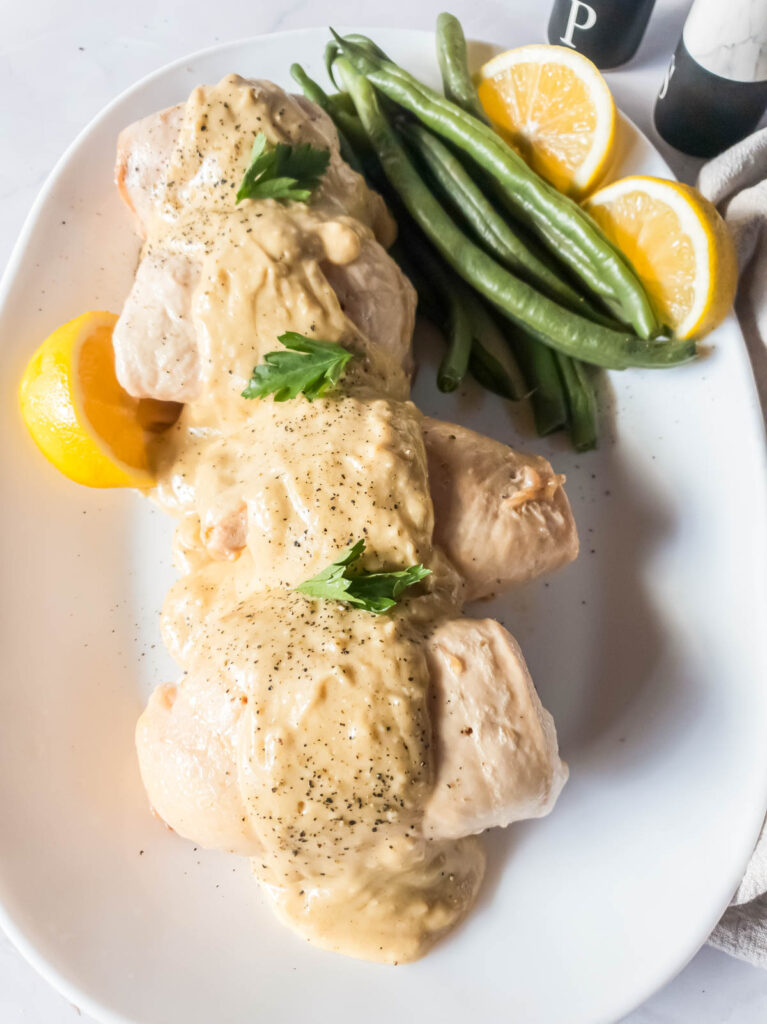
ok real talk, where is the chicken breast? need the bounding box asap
[115,104,184,237]
[114,84,377,230]
[136,614,566,853]
[112,86,414,402]
[423,617,568,840]
[136,675,261,855]
[160,396,433,582]
[423,418,579,600]
[160,408,576,584]
[113,236,414,403]
[322,236,416,373]
[112,249,201,402]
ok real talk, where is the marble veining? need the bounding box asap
[684,0,767,82]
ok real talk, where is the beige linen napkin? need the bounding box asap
[697,126,767,966]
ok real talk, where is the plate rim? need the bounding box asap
[2,25,767,1024]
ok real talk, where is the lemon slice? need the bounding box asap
[19,310,156,488]
[476,43,616,198]
[584,176,737,340]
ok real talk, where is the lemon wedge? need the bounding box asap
[19,310,155,488]
[584,176,737,339]
[476,43,616,198]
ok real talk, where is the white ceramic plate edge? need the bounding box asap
[2,28,767,1024]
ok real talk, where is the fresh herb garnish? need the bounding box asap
[296,540,431,614]
[241,332,353,402]
[236,132,330,204]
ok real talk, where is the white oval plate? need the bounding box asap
[1,28,766,1024]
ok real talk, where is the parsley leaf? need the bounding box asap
[236,132,330,204]
[296,540,431,614]
[242,332,353,402]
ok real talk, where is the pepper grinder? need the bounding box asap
[547,0,657,70]
[654,0,767,158]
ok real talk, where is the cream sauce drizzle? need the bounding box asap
[136,74,484,963]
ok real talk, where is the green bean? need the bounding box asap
[389,239,443,326]
[333,109,375,158]
[435,12,489,123]
[343,33,393,61]
[290,62,330,106]
[334,58,695,370]
[474,310,570,434]
[325,33,392,89]
[513,330,569,436]
[325,103,382,175]
[439,280,474,391]
[300,87,377,174]
[403,223,541,419]
[555,353,599,451]
[464,293,526,400]
[325,40,343,89]
[330,32,660,339]
[289,64,363,172]
[395,218,474,389]
[325,91,356,117]
[401,121,614,325]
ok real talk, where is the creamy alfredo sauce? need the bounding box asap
[136,75,485,962]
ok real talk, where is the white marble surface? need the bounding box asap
[1,0,767,1021]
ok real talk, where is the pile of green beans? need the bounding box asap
[400,120,613,325]
[331,29,664,340]
[291,14,697,451]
